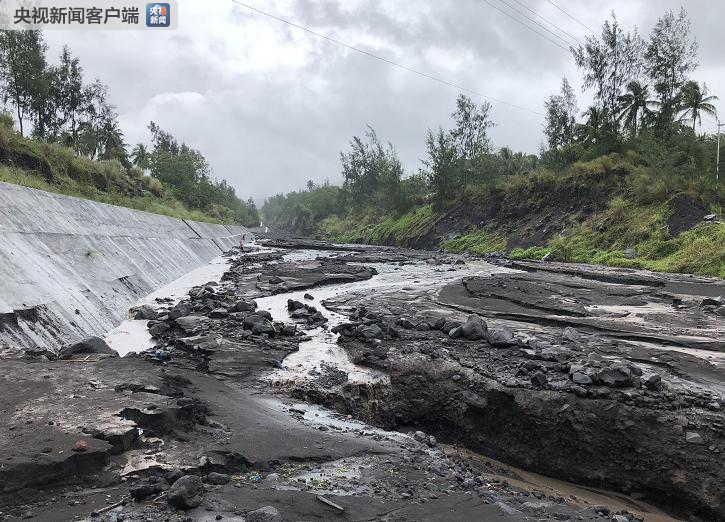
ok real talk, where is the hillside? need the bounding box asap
[274,153,724,278]
[0,115,256,225]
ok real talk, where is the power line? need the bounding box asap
[496,0,578,48]
[230,0,544,116]
[480,0,569,52]
[544,0,596,35]
[507,0,582,46]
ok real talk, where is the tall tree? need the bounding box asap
[616,80,658,136]
[131,143,151,170]
[0,31,47,136]
[422,127,458,207]
[449,94,494,160]
[55,46,84,147]
[544,78,578,150]
[78,79,115,159]
[677,81,718,131]
[572,13,644,127]
[644,8,698,127]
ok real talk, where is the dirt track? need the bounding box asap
[1,240,723,521]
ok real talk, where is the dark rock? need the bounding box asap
[233,299,257,312]
[252,319,276,336]
[59,337,118,359]
[416,322,431,331]
[167,475,204,510]
[134,305,158,320]
[208,308,229,319]
[530,372,548,387]
[541,252,555,262]
[396,318,416,329]
[206,472,230,485]
[246,506,282,522]
[268,276,283,284]
[303,293,314,300]
[169,302,193,320]
[358,324,383,339]
[462,315,487,340]
[701,296,723,307]
[149,322,170,337]
[571,372,593,385]
[130,483,163,501]
[597,365,632,388]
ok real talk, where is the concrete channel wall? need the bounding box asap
[0,182,248,355]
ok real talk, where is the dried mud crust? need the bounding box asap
[292,250,725,520]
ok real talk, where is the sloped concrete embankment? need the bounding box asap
[0,182,248,355]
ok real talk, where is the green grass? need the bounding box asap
[441,229,507,253]
[509,246,550,260]
[319,204,440,246]
[0,166,227,223]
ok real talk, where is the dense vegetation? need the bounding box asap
[262,8,724,277]
[0,31,258,225]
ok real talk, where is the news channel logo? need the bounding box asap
[146,3,170,27]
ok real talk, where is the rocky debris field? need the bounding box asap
[0,239,722,521]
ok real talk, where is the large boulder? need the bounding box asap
[175,315,207,333]
[462,315,488,341]
[487,327,516,347]
[167,475,204,510]
[252,319,276,336]
[59,337,118,359]
[596,365,632,388]
[133,305,158,320]
[233,298,257,312]
[357,324,383,339]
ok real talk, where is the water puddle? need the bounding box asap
[104,255,235,356]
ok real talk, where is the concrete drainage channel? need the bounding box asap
[1,232,724,520]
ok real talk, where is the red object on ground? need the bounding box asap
[72,440,89,452]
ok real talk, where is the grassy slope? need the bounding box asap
[319,156,725,278]
[0,124,232,224]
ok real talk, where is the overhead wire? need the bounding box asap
[506,0,582,46]
[479,0,569,51]
[230,0,544,116]
[544,0,596,35]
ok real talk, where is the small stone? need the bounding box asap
[685,432,704,445]
[303,293,314,300]
[530,372,547,387]
[134,305,158,320]
[208,308,229,319]
[206,472,230,485]
[72,440,89,452]
[571,372,592,385]
[561,327,580,343]
[246,506,282,522]
[643,373,662,390]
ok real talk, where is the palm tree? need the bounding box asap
[678,81,718,131]
[616,81,658,136]
[131,143,151,170]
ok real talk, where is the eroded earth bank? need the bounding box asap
[1,238,724,522]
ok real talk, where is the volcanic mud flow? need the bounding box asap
[0,239,722,521]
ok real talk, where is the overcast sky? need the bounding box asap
[43,0,725,203]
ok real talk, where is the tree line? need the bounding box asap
[0,30,258,226]
[262,8,720,229]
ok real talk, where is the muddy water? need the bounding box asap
[257,250,512,385]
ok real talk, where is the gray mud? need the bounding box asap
[1,238,721,521]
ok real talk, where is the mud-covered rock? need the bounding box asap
[167,475,204,509]
[462,315,487,340]
[59,337,118,359]
[246,506,282,522]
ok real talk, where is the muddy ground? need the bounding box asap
[0,240,723,521]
